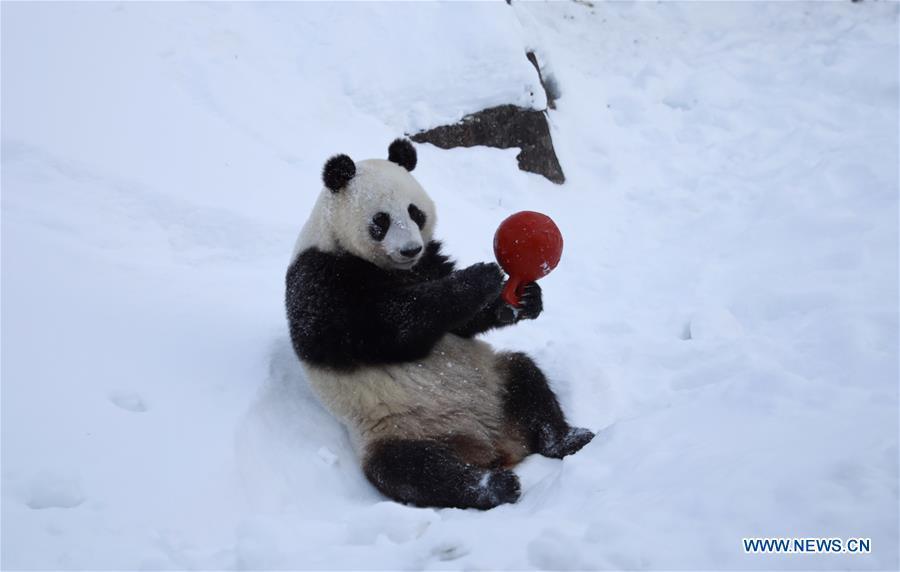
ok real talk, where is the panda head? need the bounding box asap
[318,139,435,271]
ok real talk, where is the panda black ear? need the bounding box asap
[388,138,417,172]
[322,154,356,192]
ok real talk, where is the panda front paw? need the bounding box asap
[516,282,543,321]
[495,282,542,326]
[457,262,504,302]
[496,302,518,325]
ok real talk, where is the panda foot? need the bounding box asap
[475,469,521,509]
[540,426,595,459]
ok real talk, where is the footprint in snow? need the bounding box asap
[25,472,85,510]
[108,391,148,413]
[430,541,469,562]
[528,530,582,571]
[686,307,743,341]
[607,95,643,127]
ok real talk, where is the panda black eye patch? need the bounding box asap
[408,204,426,229]
[369,212,391,241]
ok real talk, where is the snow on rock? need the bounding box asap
[2,1,897,570]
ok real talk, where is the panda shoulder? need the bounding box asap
[287,247,369,294]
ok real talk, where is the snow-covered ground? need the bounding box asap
[2,2,898,569]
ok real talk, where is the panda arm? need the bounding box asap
[363,263,503,359]
[287,248,501,366]
[411,241,542,338]
[412,240,517,337]
[452,282,543,338]
[450,297,507,337]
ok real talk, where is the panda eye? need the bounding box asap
[408,204,426,230]
[369,212,391,241]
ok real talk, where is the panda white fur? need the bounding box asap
[286,139,593,509]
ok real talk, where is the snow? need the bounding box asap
[2,1,897,570]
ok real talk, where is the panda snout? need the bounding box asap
[399,244,423,259]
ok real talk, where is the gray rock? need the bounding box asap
[410,104,565,184]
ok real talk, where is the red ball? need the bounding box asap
[493,211,563,306]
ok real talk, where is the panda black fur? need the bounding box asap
[286,139,594,510]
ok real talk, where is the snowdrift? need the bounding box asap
[2,2,897,569]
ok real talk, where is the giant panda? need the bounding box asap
[286,139,594,510]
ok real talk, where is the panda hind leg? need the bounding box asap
[363,439,520,510]
[498,352,595,459]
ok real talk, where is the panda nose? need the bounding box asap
[399,245,423,258]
